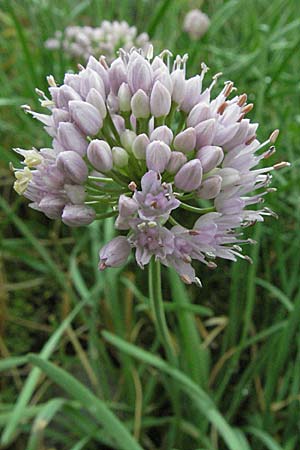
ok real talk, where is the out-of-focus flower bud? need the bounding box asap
[174,159,203,191]
[120,130,137,152]
[87,139,113,172]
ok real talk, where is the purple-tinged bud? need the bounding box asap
[112,146,129,168]
[131,89,150,118]
[174,159,203,191]
[64,73,81,92]
[86,88,107,119]
[195,118,216,149]
[112,114,125,134]
[127,54,153,94]
[118,83,132,112]
[146,140,171,173]
[120,130,136,152]
[57,151,88,184]
[181,76,203,113]
[171,69,186,104]
[119,194,138,217]
[87,140,113,172]
[57,85,82,108]
[150,81,171,117]
[86,56,110,96]
[62,204,96,227]
[57,122,88,156]
[99,236,131,270]
[217,168,240,188]
[173,127,196,153]
[150,126,173,145]
[196,145,224,172]
[109,58,127,95]
[52,108,70,127]
[79,68,106,99]
[166,151,187,174]
[39,195,66,219]
[187,102,211,127]
[132,133,149,159]
[196,175,222,199]
[153,68,173,94]
[151,56,166,71]
[64,184,86,204]
[69,100,102,136]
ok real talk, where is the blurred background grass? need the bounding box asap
[0,0,300,449]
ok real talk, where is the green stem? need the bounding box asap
[148,259,176,363]
[180,203,215,214]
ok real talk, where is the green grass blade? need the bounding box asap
[102,331,249,450]
[0,356,27,372]
[27,354,143,450]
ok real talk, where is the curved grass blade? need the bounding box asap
[28,355,143,450]
[102,331,249,450]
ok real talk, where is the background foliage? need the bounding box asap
[0,0,299,449]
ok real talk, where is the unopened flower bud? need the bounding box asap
[79,68,105,99]
[118,83,132,112]
[57,151,88,184]
[150,81,171,117]
[195,118,216,148]
[127,53,153,94]
[64,184,86,204]
[166,151,187,174]
[86,56,110,96]
[62,204,96,227]
[150,126,173,145]
[173,127,196,153]
[69,100,102,136]
[174,159,203,191]
[87,140,113,172]
[132,134,149,159]
[57,85,81,108]
[112,146,129,168]
[181,76,203,113]
[196,175,222,199]
[99,236,131,270]
[86,88,107,118]
[146,140,171,173]
[119,194,138,217]
[57,122,88,156]
[52,108,70,127]
[154,67,173,94]
[109,58,127,95]
[187,102,211,127]
[196,145,224,172]
[39,195,65,219]
[120,130,136,152]
[131,89,150,118]
[171,69,186,104]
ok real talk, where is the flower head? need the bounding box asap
[12,46,288,283]
[45,21,151,63]
[183,9,211,40]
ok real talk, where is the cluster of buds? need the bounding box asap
[183,9,210,40]
[45,21,151,63]
[12,46,288,285]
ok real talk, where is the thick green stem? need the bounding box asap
[148,259,176,364]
